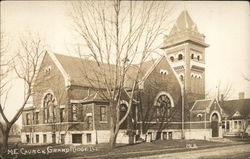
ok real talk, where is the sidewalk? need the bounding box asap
[127,143,250,159]
[70,141,249,159]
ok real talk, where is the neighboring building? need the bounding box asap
[220,94,250,137]
[21,10,235,145]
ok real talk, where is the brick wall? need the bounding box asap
[138,57,182,132]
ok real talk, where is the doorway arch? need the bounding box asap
[211,112,219,137]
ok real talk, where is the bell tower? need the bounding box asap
[161,10,209,99]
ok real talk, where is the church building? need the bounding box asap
[21,10,238,145]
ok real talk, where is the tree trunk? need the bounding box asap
[109,113,120,150]
[109,129,116,150]
[1,127,10,156]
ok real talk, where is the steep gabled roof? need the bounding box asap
[162,10,209,49]
[124,59,156,88]
[54,53,117,88]
[51,52,164,88]
[220,99,250,119]
[169,10,198,35]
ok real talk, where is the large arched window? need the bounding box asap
[154,94,173,121]
[43,93,56,123]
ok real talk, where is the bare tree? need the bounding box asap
[216,81,233,101]
[70,0,172,149]
[0,33,45,155]
[135,72,179,142]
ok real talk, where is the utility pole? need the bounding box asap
[181,59,186,139]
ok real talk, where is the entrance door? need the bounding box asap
[211,113,219,137]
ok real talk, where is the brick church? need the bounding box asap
[21,10,245,145]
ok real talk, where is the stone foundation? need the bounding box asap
[184,129,211,140]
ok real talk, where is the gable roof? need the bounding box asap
[53,53,117,88]
[190,99,212,112]
[220,99,250,119]
[126,55,183,92]
[124,59,156,88]
[50,52,168,89]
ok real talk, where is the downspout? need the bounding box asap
[181,83,185,139]
[182,43,188,139]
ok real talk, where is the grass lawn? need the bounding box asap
[3,138,250,159]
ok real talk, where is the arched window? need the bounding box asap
[170,56,174,62]
[178,54,183,60]
[155,94,173,121]
[179,74,184,81]
[197,113,203,121]
[191,54,194,59]
[43,93,56,123]
[197,55,200,61]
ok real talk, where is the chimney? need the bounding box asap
[239,92,245,99]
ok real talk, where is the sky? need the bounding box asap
[0,1,250,125]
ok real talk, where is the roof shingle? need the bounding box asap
[191,99,212,111]
[220,99,250,119]
[53,53,158,88]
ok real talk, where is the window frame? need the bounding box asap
[169,56,174,62]
[26,113,31,125]
[61,134,65,144]
[234,120,237,129]
[178,54,183,60]
[35,112,39,124]
[197,55,200,61]
[72,134,82,144]
[43,134,47,143]
[86,133,92,143]
[26,135,30,143]
[72,104,78,122]
[100,106,107,122]
[43,93,56,123]
[60,108,65,122]
[87,116,93,129]
[154,94,172,121]
[191,54,194,59]
[36,134,39,143]
[238,120,242,129]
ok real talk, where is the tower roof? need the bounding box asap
[170,10,198,35]
[161,10,209,49]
